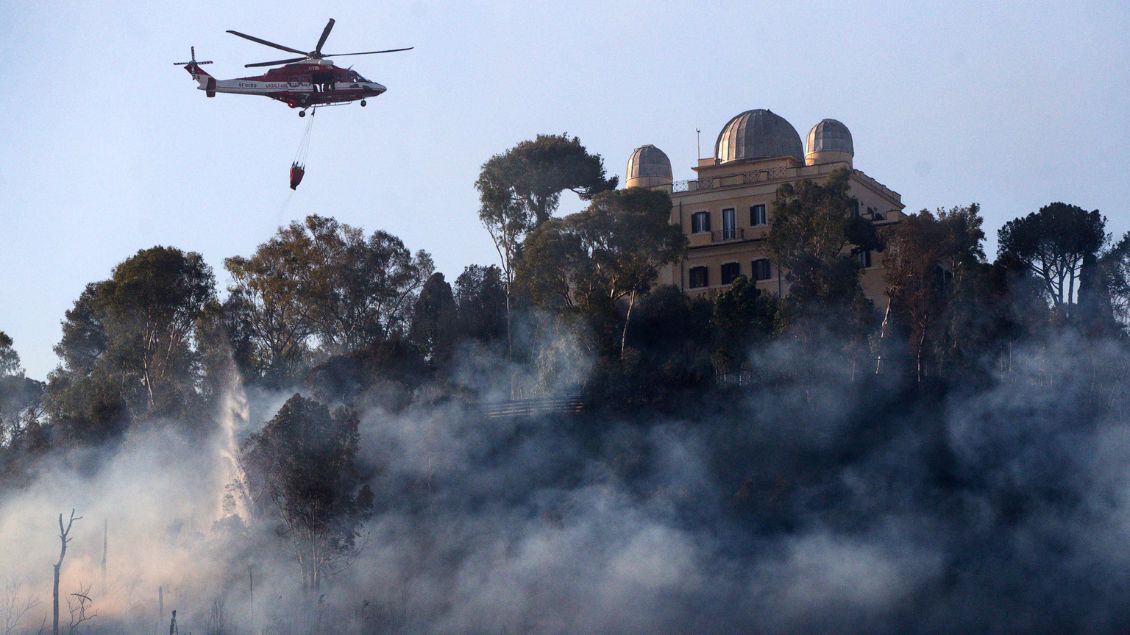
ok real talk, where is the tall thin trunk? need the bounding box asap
[101,519,107,595]
[504,283,513,362]
[875,299,891,374]
[916,323,928,384]
[1067,258,1077,314]
[248,567,255,633]
[619,289,637,360]
[52,563,59,635]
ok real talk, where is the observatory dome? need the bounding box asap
[625,144,673,188]
[714,109,804,164]
[805,118,854,166]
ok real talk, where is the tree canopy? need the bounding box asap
[767,168,876,338]
[241,394,373,592]
[997,202,1107,314]
[518,187,685,356]
[476,134,618,358]
[226,215,433,383]
[47,247,216,429]
[0,331,20,377]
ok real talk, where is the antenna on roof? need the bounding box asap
[696,128,701,161]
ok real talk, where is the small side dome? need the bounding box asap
[805,119,854,167]
[625,144,673,188]
[715,109,804,164]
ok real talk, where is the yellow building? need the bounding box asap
[626,109,904,304]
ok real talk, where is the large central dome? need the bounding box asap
[714,109,804,163]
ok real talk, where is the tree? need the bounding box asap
[712,276,778,373]
[454,265,507,343]
[53,509,81,635]
[1098,231,1130,331]
[409,272,459,366]
[0,332,20,377]
[767,168,876,336]
[476,134,618,358]
[0,331,45,451]
[47,248,216,426]
[226,215,433,380]
[241,395,373,593]
[997,202,1107,316]
[0,374,44,448]
[2,578,41,635]
[224,232,319,382]
[103,247,215,413]
[929,204,991,375]
[53,283,110,377]
[517,188,685,358]
[574,188,686,356]
[301,217,433,353]
[883,210,957,382]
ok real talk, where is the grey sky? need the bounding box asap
[1,1,1127,380]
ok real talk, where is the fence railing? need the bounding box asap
[715,370,756,387]
[480,396,587,418]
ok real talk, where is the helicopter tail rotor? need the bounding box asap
[173,46,214,67]
[175,47,217,96]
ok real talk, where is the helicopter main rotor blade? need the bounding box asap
[314,18,335,55]
[226,30,306,56]
[244,57,308,68]
[325,47,414,57]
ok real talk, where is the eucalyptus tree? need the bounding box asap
[476,134,617,357]
[454,265,507,344]
[767,169,877,337]
[0,332,19,377]
[226,215,432,381]
[518,187,684,357]
[47,247,216,428]
[241,394,372,593]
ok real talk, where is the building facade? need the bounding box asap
[625,109,904,305]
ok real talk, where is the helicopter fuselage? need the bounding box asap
[183,60,386,110]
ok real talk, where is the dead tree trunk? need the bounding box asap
[52,509,81,635]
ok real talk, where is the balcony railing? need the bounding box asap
[670,166,794,195]
[712,228,744,242]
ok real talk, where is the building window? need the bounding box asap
[689,266,709,289]
[752,258,772,281]
[722,208,737,240]
[851,200,860,218]
[691,211,710,233]
[750,204,767,226]
[855,248,872,268]
[721,262,740,285]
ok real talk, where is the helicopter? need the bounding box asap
[176,18,412,117]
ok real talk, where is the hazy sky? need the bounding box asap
[1,1,1128,380]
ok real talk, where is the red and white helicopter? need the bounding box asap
[176,18,411,117]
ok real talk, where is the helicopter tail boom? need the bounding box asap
[181,64,217,97]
